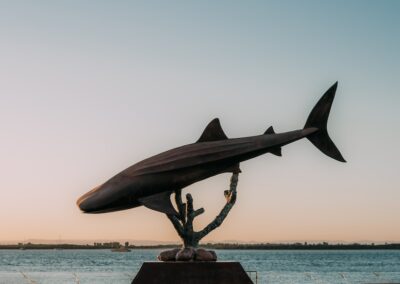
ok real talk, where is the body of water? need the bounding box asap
[0,249,399,283]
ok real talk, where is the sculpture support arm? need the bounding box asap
[166,172,239,248]
[174,189,186,225]
[166,189,186,239]
[185,193,204,233]
[195,173,238,241]
[166,214,184,239]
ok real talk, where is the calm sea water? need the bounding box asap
[0,249,399,283]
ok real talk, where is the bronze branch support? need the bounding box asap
[166,172,239,248]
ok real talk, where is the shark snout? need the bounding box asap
[76,185,104,213]
[77,194,97,213]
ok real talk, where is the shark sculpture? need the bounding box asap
[77,82,345,216]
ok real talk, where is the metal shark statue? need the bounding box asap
[77,82,345,216]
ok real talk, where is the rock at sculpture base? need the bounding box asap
[158,247,217,262]
[194,248,217,261]
[157,248,180,261]
[176,247,195,261]
[131,262,253,284]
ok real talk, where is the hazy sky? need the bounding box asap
[1,0,399,244]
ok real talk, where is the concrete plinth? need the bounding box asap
[132,262,253,284]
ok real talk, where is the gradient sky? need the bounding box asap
[1,0,399,244]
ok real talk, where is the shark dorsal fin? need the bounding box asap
[265,126,275,134]
[196,118,228,143]
[138,191,178,216]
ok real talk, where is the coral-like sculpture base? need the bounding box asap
[165,172,239,249]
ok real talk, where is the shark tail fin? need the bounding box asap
[304,82,346,162]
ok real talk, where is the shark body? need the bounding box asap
[77,83,345,215]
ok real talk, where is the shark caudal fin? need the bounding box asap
[304,82,346,162]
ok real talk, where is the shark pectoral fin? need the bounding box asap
[270,147,282,156]
[138,191,178,216]
[223,163,241,173]
[196,118,228,143]
[264,126,275,134]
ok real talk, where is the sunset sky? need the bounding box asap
[1,0,399,244]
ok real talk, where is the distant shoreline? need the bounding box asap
[1,242,400,250]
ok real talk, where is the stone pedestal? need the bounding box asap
[132,262,253,284]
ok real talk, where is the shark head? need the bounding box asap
[77,179,140,213]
